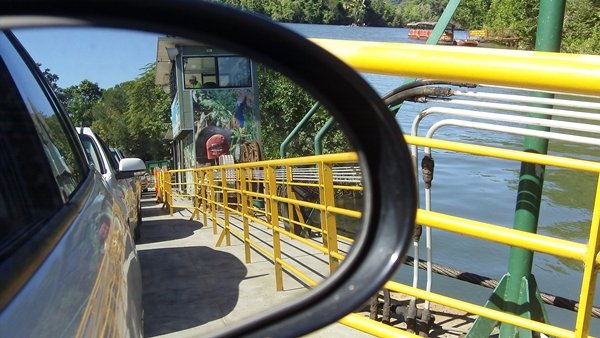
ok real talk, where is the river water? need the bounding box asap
[284,23,600,334]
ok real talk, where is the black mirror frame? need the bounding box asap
[1,1,417,336]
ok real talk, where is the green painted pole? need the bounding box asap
[425,0,461,46]
[279,102,321,159]
[468,1,565,337]
[314,116,335,155]
[500,1,565,336]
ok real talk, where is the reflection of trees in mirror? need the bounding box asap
[43,114,80,181]
[257,65,353,159]
[37,60,172,162]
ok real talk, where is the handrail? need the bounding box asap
[153,41,600,336]
[309,38,600,97]
[154,132,600,336]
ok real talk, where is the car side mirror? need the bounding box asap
[116,158,146,180]
[1,1,417,337]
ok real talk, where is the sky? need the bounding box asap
[13,27,161,89]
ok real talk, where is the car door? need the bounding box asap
[93,131,142,239]
[0,30,143,337]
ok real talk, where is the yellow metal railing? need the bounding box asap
[309,39,600,97]
[154,144,600,336]
[154,130,600,337]
[311,40,600,337]
[152,42,600,337]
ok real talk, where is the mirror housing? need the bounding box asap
[1,1,418,336]
[116,158,146,180]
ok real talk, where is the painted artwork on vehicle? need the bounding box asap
[192,88,258,166]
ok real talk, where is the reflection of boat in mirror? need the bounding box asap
[407,21,455,45]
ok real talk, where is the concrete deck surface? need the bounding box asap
[137,191,374,337]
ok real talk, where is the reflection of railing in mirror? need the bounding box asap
[156,152,362,280]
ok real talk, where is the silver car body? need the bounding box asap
[79,127,145,241]
[0,30,143,337]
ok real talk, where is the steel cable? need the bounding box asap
[402,255,600,318]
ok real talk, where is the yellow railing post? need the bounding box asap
[240,167,251,263]
[200,170,208,227]
[267,164,284,291]
[221,168,231,246]
[319,161,339,272]
[575,173,600,336]
[208,169,217,234]
[165,171,173,216]
[285,165,295,237]
[265,165,272,224]
[190,169,200,221]
[247,167,255,217]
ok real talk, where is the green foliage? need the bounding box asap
[562,0,600,54]
[60,80,104,127]
[396,0,450,25]
[453,0,490,29]
[484,0,538,49]
[38,63,60,91]
[364,0,397,26]
[44,63,171,162]
[120,64,172,160]
[214,0,399,26]
[257,65,351,160]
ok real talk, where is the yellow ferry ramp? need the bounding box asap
[309,38,600,97]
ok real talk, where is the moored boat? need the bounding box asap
[407,21,455,45]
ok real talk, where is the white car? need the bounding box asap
[110,147,125,162]
[78,127,146,241]
[0,29,144,337]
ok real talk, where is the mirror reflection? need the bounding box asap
[11,27,363,336]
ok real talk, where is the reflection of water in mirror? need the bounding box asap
[12,24,600,334]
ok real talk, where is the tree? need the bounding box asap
[485,0,538,49]
[396,0,451,24]
[63,80,104,127]
[453,0,491,29]
[562,0,600,54]
[123,63,172,161]
[363,0,397,27]
[90,83,134,154]
[323,1,352,24]
[37,63,59,91]
[257,65,351,160]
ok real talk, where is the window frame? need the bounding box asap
[0,29,97,310]
[183,55,252,90]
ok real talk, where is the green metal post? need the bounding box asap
[425,0,462,46]
[314,117,335,155]
[468,1,565,337]
[279,102,321,158]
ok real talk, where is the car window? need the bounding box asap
[0,32,86,200]
[110,149,120,163]
[0,31,84,249]
[80,134,106,175]
[96,135,119,171]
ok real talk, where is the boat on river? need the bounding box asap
[407,21,456,45]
